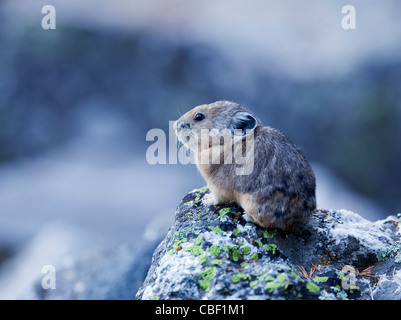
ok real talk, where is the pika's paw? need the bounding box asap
[203,192,220,206]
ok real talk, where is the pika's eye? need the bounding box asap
[194,113,205,121]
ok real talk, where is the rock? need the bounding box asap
[136,187,401,300]
[17,238,161,300]
[11,214,171,300]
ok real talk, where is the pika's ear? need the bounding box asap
[229,112,257,136]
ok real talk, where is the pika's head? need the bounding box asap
[174,101,259,151]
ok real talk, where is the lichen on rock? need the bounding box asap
[136,188,401,300]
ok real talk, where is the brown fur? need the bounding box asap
[174,101,316,232]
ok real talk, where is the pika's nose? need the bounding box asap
[174,121,190,131]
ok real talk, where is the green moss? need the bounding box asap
[208,225,224,234]
[211,259,222,266]
[254,239,263,247]
[222,245,241,262]
[306,282,320,293]
[232,247,241,262]
[199,186,210,193]
[150,296,159,300]
[241,246,251,255]
[276,274,287,282]
[249,280,258,287]
[194,235,203,244]
[260,273,289,293]
[199,255,208,264]
[208,245,221,256]
[183,201,192,206]
[199,267,217,292]
[219,207,230,216]
[167,248,177,255]
[313,276,329,283]
[233,228,241,236]
[349,286,360,293]
[195,193,201,201]
[258,273,274,282]
[264,281,282,292]
[250,253,258,260]
[291,269,301,279]
[172,232,188,246]
[264,244,278,254]
[231,273,251,283]
[185,245,203,256]
[262,230,274,239]
[240,262,248,268]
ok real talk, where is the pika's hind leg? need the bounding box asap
[236,192,259,223]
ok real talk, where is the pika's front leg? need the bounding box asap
[202,191,220,206]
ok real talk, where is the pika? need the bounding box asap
[174,101,316,232]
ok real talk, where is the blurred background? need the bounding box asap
[0,0,400,299]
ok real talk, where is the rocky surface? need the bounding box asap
[18,239,161,300]
[137,187,401,300]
